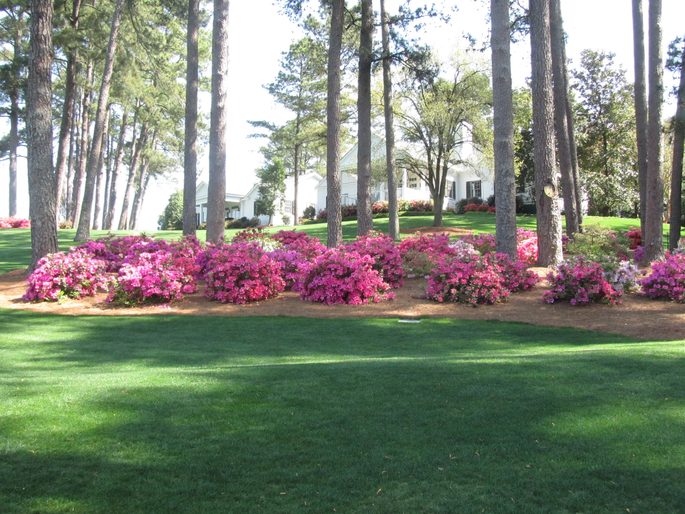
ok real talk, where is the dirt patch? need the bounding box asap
[2,270,684,341]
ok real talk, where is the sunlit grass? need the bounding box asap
[1,311,683,513]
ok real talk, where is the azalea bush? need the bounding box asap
[232,227,280,251]
[399,233,454,277]
[24,250,107,302]
[203,242,284,304]
[485,253,540,292]
[347,233,404,288]
[625,228,642,249]
[516,229,538,265]
[565,226,629,261]
[0,217,30,229]
[300,248,393,304]
[460,232,496,254]
[640,252,685,302]
[543,258,622,306]
[107,250,196,306]
[425,256,509,305]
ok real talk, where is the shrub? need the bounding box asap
[302,205,316,220]
[565,226,629,261]
[300,248,393,304]
[398,233,452,257]
[460,232,496,254]
[0,217,30,229]
[602,258,639,294]
[543,258,622,305]
[232,227,280,251]
[486,195,496,207]
[76,235,160,272]
[107,250,196,306]
[347,233,404,288]
[455,198,468,214]
[466,197,483,205]
[204,242,285,304]
[371,201,389,214]
[425,256,509,305]
[270,249,310,291]
[640,252,685,302]
[226,216,260,229]
[270,231,326,290]
[59,220,73,229]
[625,228,642,249]
[485,253,540,292]
[24,250,107,302]
[516,228,538,265]
[399,199,433,212]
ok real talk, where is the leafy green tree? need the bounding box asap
[255,159,286,225]
[397,61,492,227]
[512,87,534,194]
[571,50,638,216]
[158,190,184,230]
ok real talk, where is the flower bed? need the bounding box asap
[426,256,509,305]
[299,248,393,304]
[543,258,623,306]
[24,250,107,302]
[640,252,685,302]
[0,217,30,229]
[203,242,285,304]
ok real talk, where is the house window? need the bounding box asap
[466,180,482,199]
[449,181,456,200]
[407,173,419,189]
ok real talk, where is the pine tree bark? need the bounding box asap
[8,69,19,218]
[75,0,125,241]
[118,122,146,230]
[668,39,685,250]
[326,0,344,247]
[490,0,517,258]
[104,110,127,230]
[91,109,109,230]
[632,0,649,233]
[70,61,94,226]
[381,0,399,240]
[356,0,374,236]
[206,0,230,243]
[101,129,112,228]
[27,0,58,270]
[183,0,200,236]
[550,0,579,237]
[530,0,563,266]
[55,0,82,224]
[643,0,664,262]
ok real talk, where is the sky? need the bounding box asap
[1,0,684,230]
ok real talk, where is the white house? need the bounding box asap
[195,130,493,226]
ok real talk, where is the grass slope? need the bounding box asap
[1,311,683,513]
[0,213,653,273]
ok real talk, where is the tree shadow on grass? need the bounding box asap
[1,332,684,513]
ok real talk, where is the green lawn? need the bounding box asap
[0,213,655,273]
[0,311,683,513]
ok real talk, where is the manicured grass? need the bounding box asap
[0,213,658,273]
[0,310,683,513]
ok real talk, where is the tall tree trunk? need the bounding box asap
[91,108,109,230]
[75,0,125,241]
[132,156,152,230]
[118,122,146,230]
[326,0,344,247]
[530,0,563,266]
[70,61,94,226]
[293,139,300,226]
[491,0,517,258]
[105,110,127,229]
[65,96,79,220]
[8,74,19,218]
[381,0,399,240]
[55,0,83,224]
[183,0,200,236]
[206,0,230,244]
[632,0,649,233]
[356,0,374,236]
[101,128,113,229]
[8,16,24,218]
[550,0,579,237]
[27,0,58,270]
[668,39,685,250]
[130,134,155,230]
[643,0,664,262]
